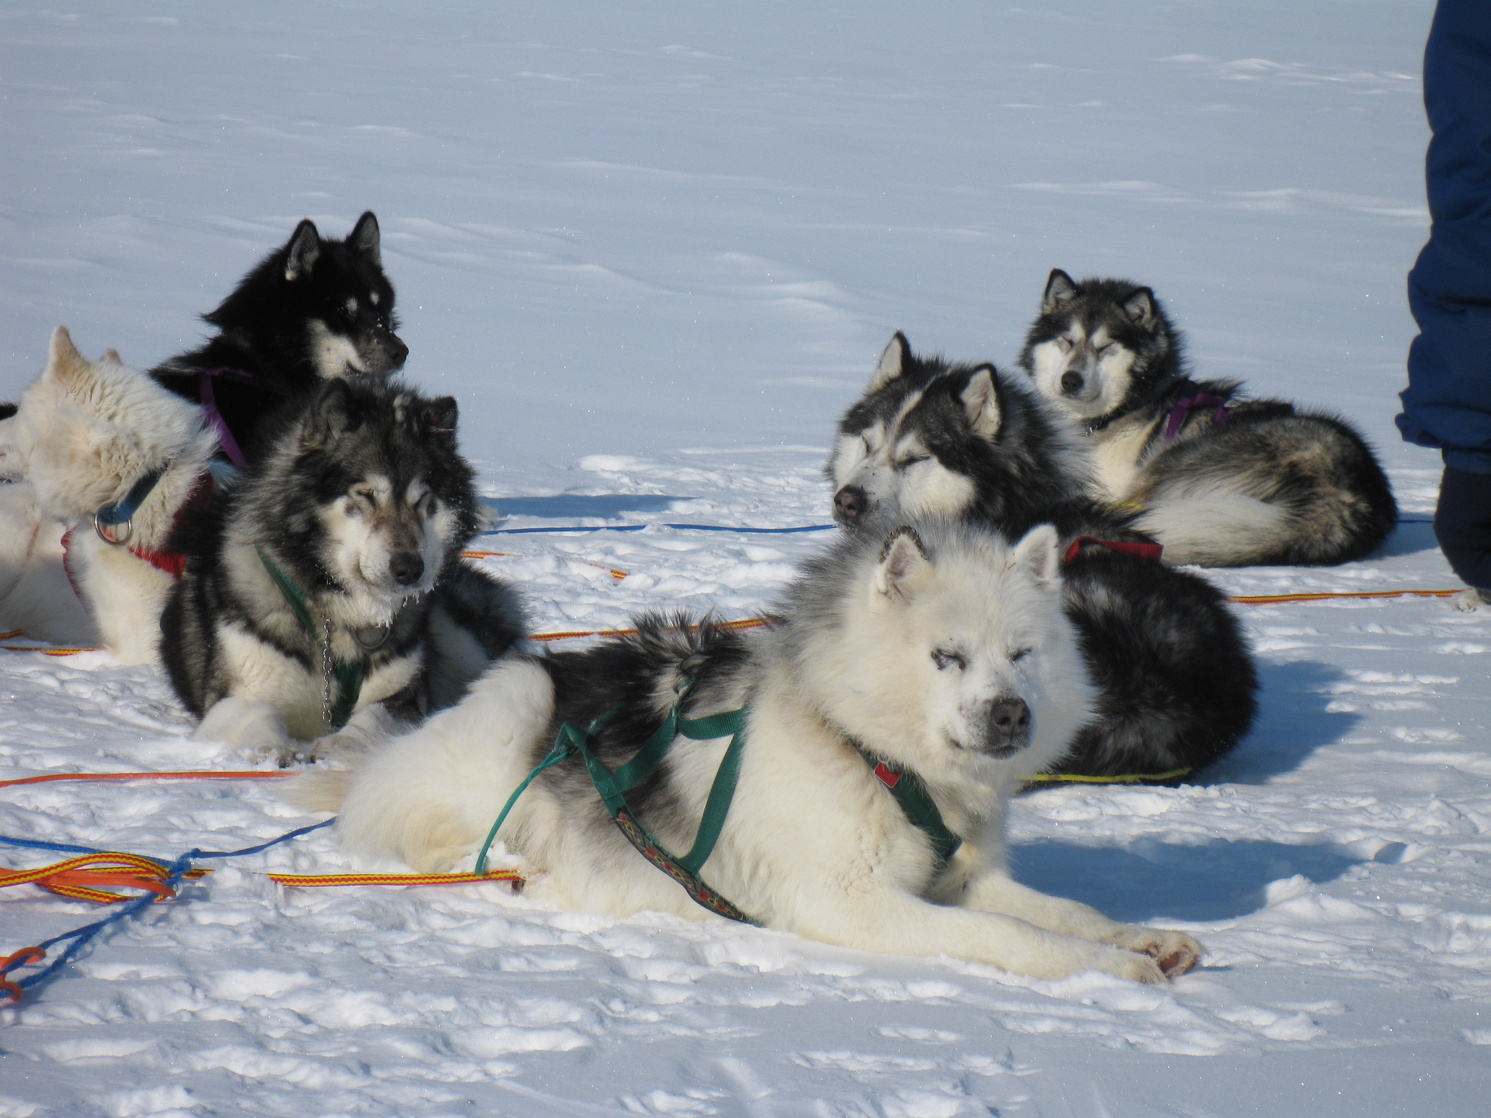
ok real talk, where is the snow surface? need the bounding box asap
[4,1,1490,1115]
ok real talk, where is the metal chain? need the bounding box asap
[320,616,335,727]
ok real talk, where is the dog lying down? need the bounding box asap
[296,519,1201,983]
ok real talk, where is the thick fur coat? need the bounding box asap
[1020,269,1397,567]
[0,326,218,659]
[299,521,1201,984]
[161,377,523,761]
[826,332,1257,779]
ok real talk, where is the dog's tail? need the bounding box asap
[284,768,355,813]
[286,656,556,873]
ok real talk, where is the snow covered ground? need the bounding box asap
[5,1,1490,1115]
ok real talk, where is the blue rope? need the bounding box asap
[0,820,335,1002]
[483,522,835,536]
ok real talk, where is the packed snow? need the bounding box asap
[4,1,1489,1115]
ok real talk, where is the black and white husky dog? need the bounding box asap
[1019,269,1397,567]
[151,212,410,466]
[161,378,524,762]
[827,333,1258,780]
[299,519,1201,983]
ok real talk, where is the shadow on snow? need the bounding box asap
[1011,836,1362,924]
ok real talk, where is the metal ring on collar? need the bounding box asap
[93,513,132,546]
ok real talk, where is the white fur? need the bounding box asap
[307,320,367,379]
[304,523,1202,984]
[1027,324,1138,423]
[1135,490,1292,567]
[0,326,217,660]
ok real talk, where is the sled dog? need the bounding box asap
[1019,269,1397,566]
[0,327,219,658]
[151,211,409,466]
[301,520,1202,983]
[827,333,1257,779]
[160,377,524,762]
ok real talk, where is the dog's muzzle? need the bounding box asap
[360,327,409,377]
[833,485,869,526]
[980,696,1032,757]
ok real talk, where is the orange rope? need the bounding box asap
[462,549,628,581]
[0,852,209,904]
[0,770,292,790]
[1229,588,1460,605]
[0,853,521,903]
[264,870,521,888]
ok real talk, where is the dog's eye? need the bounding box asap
[1055,338,1073,354]
[932,649,966,671]
[1010,647,1032,664]
[898,453,929,468]
[1095,343,1114,357]
[350,487,376,510]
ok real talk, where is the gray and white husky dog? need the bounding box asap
[827,333,1257,780]
[161,377,524,762]
[299,519,1201,983]
[1020,269,1397,567]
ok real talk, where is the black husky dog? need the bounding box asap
[161,378,524,763]
[1019,269,1397,567]
[827,332,1258,780]
[152,212,409,466]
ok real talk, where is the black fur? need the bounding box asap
[161,378,522,739]
[152,212,409,465]
[830,334,1257,781]
[1020,270,1398,566]
[532,616,753,839]
[829,335,1145,544]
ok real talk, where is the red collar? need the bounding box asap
[1062,535,1164,565]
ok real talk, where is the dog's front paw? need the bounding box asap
[1108,926,1203,977]
[1092,945,1167,985]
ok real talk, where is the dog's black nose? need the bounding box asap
[988,697,1031,744]
[834,486,868,524]
[382,330,409,370]
[389,551,424,586]
[1060,371,1084,395]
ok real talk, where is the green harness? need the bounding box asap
[474,689,966,923]
[256,547,366,731]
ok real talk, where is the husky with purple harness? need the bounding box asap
[1020,269,1397,567]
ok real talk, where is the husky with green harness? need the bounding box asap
[316,519,1202,983]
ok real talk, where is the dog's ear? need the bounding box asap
[44,325,90,391]
[871,525,933,611]
[284,219,322,282]
[960,365,1003,442]
[1042,269,1079,313]
[421,396,458,440]
[1123,286,1157,329]
[1008,523,1062,587]
[302,378,358,446]
[349,211,381,268]
[101,348,123,365]
[868,332,912,393]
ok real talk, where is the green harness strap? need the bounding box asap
[851,744,963,876]
[474,693,758,924]
[255,546,364,730]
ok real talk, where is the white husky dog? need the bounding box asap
[301,520,1201,983]
[0,326,218,662]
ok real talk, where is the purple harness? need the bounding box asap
[1163,383,1231,443]
[195,368,250,469]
